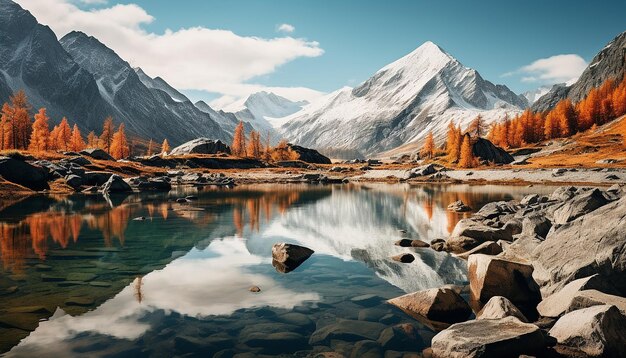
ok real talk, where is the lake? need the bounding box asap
[0,183,556,357]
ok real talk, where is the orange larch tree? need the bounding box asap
[161,139,170,156]
[231,121,246,157]
[420,131,435,159]
[458,134,476,168]
[110,123,129,159]
[99,116,115,154]
[246,130,262,158]
[70,124,85,152]
[49,125,61,151]
[146,139,154,156]
[28,108,51,152]
[87,131,98,148]
[56,117,72,151]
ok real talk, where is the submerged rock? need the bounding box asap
[387,288,471,330]
[271,243,314,273]
[447,200,472,212]
[431,317,547,357]
[309,319,386,346]
[549,305,626,357]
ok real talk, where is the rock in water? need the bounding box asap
[391,253,415,263]
[549,305,626,357]
[447,200,472,212]
[169,138,231,156]
[431,317,547,357]
[454,241,502,260]
[101,174,132,193]
[0,156,49,190]
[468,254,541,307]
[476,296,528,322]
[394,239,429,248]
[271,243,314,273]
[387,288,471,330]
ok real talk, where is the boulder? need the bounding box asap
[455,241,502,260]
[521,213,552,239]
[447,200,472,212]
[83,171,113,186]
[0,156,49,190]
[64,175,82,190]
[471,138,514,164]
[475,201,518,219]
[431,317,547,357]
[101,174,132,193]
[532,195,626,296]
[80,148,114,161]
[537,275,617,318]
[409,164,437,177]
[394,239,429,248]
[377,323,423,351]
[136,178,172,192]
[568,290,626,315]
[476,296,528,322]
[468,254,541,306]
[552,188,609,225]
[139,155,176,168]
[391,253,415,263]
[549,305,626,357]
[286,144,331,164]
[448,219,512,252]
[520,194,540,206]
[271,243,314,273]
[309,320,386,346]
[349,340,382,358]
[387,288,471,330]
[169,138,231,156]
[66,156,91,166]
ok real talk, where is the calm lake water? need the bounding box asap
[0,183,555,357]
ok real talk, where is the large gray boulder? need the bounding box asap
[468,254,541,306]
[431,317,548,357]
[387,288,471,330]
[521,213,552,239]
[447,219,512,252]
[532,195,626,296]
[537,274,617,318]
[80,148,114,161]
[568,290,626,315]
[271,243,314,273]
[287,144,331,164]
[101,174,132,193]
[471,138,514,164]
[169,138,231,156]
[476,296,528,322]
[552,188,609,225]
[0,156,49,190]
[549,305,626,357]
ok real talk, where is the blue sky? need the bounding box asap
[19,0,626,106]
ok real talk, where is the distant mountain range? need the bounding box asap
[0,0,623,157]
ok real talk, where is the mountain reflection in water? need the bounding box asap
[0,183,554,356]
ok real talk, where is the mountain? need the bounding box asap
[0,0,114,131]
[521,84,565,106]
[532,31,626,112]
[274,42,526,158]
[60,31,229,145]
[221,91,308,138]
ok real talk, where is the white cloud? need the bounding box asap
[503,54,587,85]
[75,0,107,4]
[277,23,295,33]
[15,0,323,102]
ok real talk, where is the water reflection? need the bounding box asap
[0,183,555,356]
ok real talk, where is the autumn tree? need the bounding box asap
[262,131,272,161]
[146,139,154,156]
[458,134,477,168]
[468,115,484,137]
[231,121,246,157]
[28,108,50,152]
[2,90,32,150]
[87,131,98,148]
[246,130,262,158]
[0,103,10,150]
[49,125,61,151]
[445,121,462,162]
[578,88,601,131]
[70,124,85,152]
[271,140,299,161]
[161,139,170,156]
[110,123,129,159]
[611,76,626,117]
[420,131,435,159]
[56,117,72,151]
[99,116,115,153]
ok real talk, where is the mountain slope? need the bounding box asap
[532,31,626,112]
[60,31,229,145]
[0,0,114,130]
[275,42,526,158]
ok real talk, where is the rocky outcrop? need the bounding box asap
[471,138,514,164]
[549,305,626,357]
[476,296,528,322]
[468,254,541,306]
[169,138,231,156]
[454,241,502,260]
[537,275,617,318]
[0,156,48,191]
[287,144,331,164]
[80,148,114,161]
[430,317,548,357]
[387,288,471,330]
[551,188,609,225]
[101,174,132,193]
[271,243,314,273]
[568,290,626,315]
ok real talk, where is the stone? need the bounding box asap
[476,296,528,322]
[471,138,514,164]
[136,178,172,191]
[242,331,308,354]
[0,156,49,190]
[537,275,618,318]
[287,144,332,164]
[83,171,113,186]
[552,188,609,225]
[532,195,626,296]
[431,317,547,358]
[430,238,446,252]
[447,200,472,212]
[454,241,502,260]
[349,340,382,358]
[351,294,383,307]
[394,239,430,248]
[101,174,132,193]
[549,305,626,358]
[271,243,314,273]
[309,320,386,346]
[66,156,91,166]
[64,174,82,190]
[391,253,415,263]
[80,148,114,161]
[451,219,513,244]
[358,307,388,322]
[169,138,231,155]
[249,286,261,293]
[520,194,540,206]
[521,213,552,239]
[276,312,315,331]
[409,164,437,177]
[377,323,422,351]
[387,288,471,330]
[468,254,541,306]
[475,201,518,219]
[568,290,626,315]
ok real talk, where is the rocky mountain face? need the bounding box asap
[60,31,229,145]
[274,42,526,158]
[0,0,114,131]
[533,31,626,112]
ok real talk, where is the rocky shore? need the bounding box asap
[386,185,626,357]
